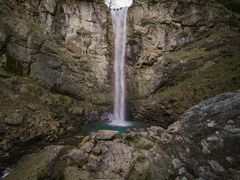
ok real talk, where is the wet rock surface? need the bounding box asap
[4,92,240,180]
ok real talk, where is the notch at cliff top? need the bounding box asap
[105,0,133,9]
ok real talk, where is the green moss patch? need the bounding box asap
[126,136,155,150]
[154,54,240,118]
[4,53,23,75]
[216,0,240,13]
[135,25,240,127]
[133,152,146,162]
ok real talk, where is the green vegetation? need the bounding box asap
[133,152,146,162]
[216,0,240,13]
[125,136,154,150]
[36,168,46,180]
[135,25,240,126]
[145,171,152,180]
[154,54,240,118]
[4,53,23,75]
[56,170,65,180]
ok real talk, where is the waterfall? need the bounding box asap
[110,7,129,126]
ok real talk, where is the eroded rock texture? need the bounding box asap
[0,0,111,104]
[0,0,239,127]
[0,0,109,155]
[127,0,240,126]
[5,92,240,180]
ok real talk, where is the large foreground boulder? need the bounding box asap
[4,145,66,180]
[166,92,240,179]
[4,92,240,180]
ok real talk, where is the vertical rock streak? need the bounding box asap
[111,7,129,126]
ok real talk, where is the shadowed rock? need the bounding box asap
[4,112,23,126]
[4,145,66,180]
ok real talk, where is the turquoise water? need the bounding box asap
[82,121,144,134]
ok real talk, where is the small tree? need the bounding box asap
[107,0,115,8]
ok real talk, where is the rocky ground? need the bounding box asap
[0,68,105,175]
[3,92,240,180]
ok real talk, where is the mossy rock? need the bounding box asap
[150,54,240,123]
[4,145,66,180]
[125,135,155,150]
[216,0,240,13]
[4,53,23,75]
[133,152,146,162]
[134,24,240,127]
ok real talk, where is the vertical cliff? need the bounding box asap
[126,0,240,127]
[0,0,239,128]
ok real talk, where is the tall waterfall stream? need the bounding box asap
[111,7,129,126]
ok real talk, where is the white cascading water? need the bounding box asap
[110,7,129,126]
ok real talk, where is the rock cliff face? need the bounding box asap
[127,0,240,126]
[0,0,111,153]
[0,0,111,104]
[5,92,240,180]
[0,0,240,126]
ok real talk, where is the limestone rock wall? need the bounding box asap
[0,0,112,105]
[127,0,232,97]
[0,0,239,127]
[127,0,240,126]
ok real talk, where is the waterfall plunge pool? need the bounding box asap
[81,120,144,134]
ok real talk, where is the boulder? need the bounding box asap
[94,130,120,141]
[4,145,66,180]
[166,92,240,179]
[4,112,23,125]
